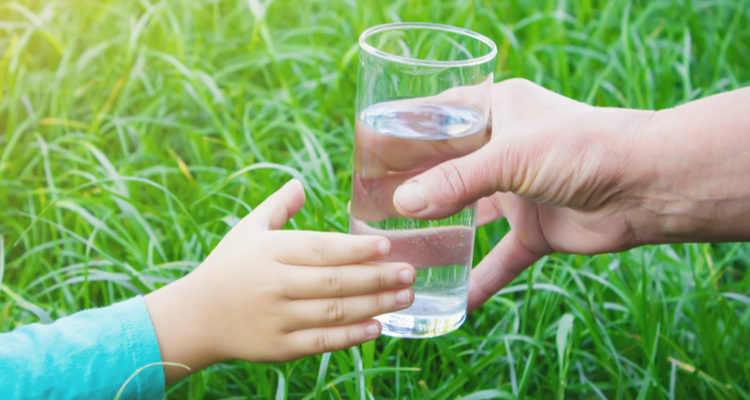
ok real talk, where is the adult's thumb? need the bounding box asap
[393,145,501,220]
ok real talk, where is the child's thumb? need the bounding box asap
[241,179,306,231]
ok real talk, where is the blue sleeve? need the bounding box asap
[0,296,165,399]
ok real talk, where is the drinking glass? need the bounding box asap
[349,22,497,338]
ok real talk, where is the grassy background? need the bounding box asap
[1,0,749,398]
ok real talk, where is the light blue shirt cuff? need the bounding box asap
[0,296,165,399]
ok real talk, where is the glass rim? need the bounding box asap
[359,22,497,67]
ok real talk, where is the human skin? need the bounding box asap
[391,78,750,311]
[144,180,417,384]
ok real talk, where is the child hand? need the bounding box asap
[144,180,416,383]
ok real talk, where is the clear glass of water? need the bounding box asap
[349,22,497,338]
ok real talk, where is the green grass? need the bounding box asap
[1,0,749,398]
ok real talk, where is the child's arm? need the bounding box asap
[0,180,415,398]
[144,179,416,384]
[0,297,164,399]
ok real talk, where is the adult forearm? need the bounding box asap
[628,86,750,244]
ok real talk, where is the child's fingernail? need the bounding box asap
[365,322,380,338]
[395,288,412,306]
[398,267,414,284]
[376,239,390,256]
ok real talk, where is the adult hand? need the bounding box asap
[351,81,491,223]
[394,78,750,311]
[392,78,658,311]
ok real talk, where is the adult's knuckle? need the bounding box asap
[437,161,469,201]
[500,77,533,94]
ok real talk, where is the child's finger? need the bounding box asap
[283,288,414,330]
[273,232,391,266]
[283,320,382,358]
[281,263,415,299]
[238,179,306,231]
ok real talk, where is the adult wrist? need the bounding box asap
[621,91,750,244]
[576,105,660,248]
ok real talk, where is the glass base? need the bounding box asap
[377,310,466,338]
[376,295,467,338]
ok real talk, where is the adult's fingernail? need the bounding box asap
[394,181,427,213]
